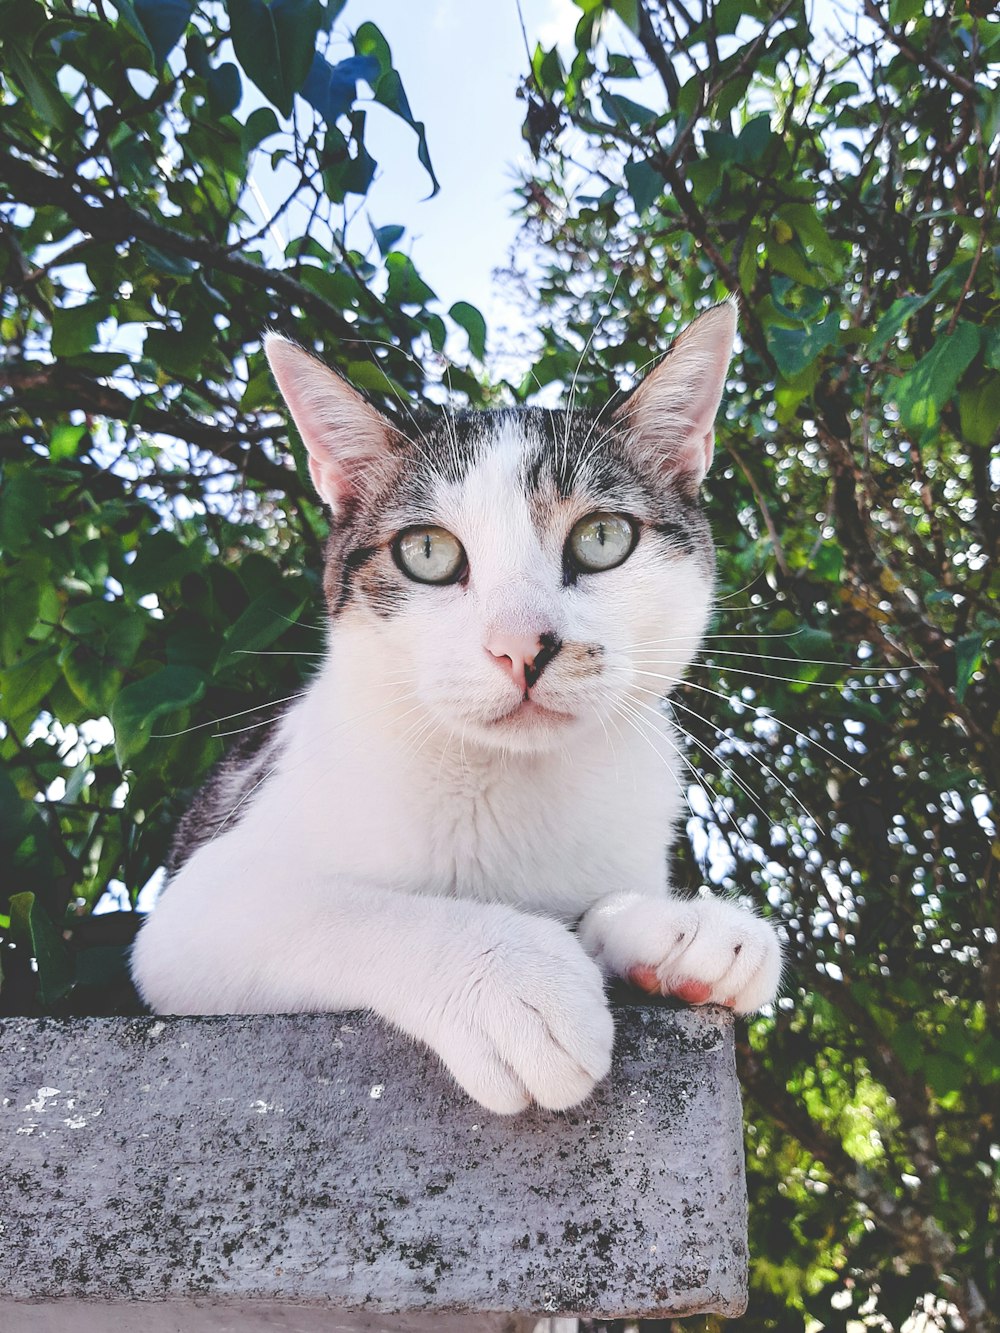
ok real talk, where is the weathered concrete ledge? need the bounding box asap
[1,1002,748,1326]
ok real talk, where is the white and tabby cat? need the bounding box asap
[131,300,782,1114]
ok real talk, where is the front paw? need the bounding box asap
[436,916,614,1116]
[581,893,782,1015]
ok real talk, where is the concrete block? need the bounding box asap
[1,1001,748,1326]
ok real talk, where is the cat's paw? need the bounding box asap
[580,893,782,1015]
[435,915,614,1116]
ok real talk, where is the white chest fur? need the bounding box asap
[245,652,681,921]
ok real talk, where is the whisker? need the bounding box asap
[632,653,906,692]
[151,690,310,739]
[632,683,821,833]
[628,664,863,778]
[628,691,777,833]
[232,649,323,657]
[629,628,811,646]
[611,695,755,860]
[633,642,913,672]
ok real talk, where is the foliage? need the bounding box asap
[2,1,999,1330]
[514,1,999,1329]
[0,0,485,1006]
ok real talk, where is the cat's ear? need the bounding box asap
[264,334,394,513]
[614,299,737,490]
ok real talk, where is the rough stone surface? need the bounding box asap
[1,1001,748,1323]
[3,1307,538,1332]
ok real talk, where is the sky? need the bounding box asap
[248,0,853,366]
[249,0,583,351]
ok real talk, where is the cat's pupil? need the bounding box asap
[423,534,431,560]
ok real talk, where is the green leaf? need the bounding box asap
[208,61,242,117]
[776,204,841,270]
[609,0,639,33]
[894,322,981,435]
[624,160,663,213]
[9,892,74,1009]
[74,944,132,991]
[735,112,773,166]
[50,301,104,357]
[449,301,488,361]
[0,568,42,665]
[354,22,439,196]
[602,91,658,127]
[241,104,280,153]
[61,600,147,713]
[343,359,406,399]
[111,665,207,765]
[215,584,309,671]
[134,0,195,67]
[869,271,950,357]
[228,0,323,118]
[765,312,839,379]
[48,422,88,460]
[0,470,48,553]
[954,633,982,703]
[123,530,203,596]
[889,0,923,21]
[111,0,156,61]
[924,1052,966,1098]
[0,645,61,722]
[4,41,76,130]
[958,375,1000,447]
[385,252,436,307]
[138,242,196,277]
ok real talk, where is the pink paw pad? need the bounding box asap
[626,964,661,994]
[669,979,713,1005]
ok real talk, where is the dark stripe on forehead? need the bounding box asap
[650,518,697,555]
[329,542,379,615]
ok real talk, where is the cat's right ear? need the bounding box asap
[264,334,393,514]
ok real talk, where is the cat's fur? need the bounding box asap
[131,301,782,1114]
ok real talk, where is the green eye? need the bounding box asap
[567,513,637,573]
[394,526,467,585]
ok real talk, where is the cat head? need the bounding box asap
[266,303,735,755]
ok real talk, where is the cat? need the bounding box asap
[130,300,782,1114]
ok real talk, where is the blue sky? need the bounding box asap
[300,1,581,332]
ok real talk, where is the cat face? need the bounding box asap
[266,304,735,754]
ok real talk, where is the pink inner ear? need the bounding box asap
[264,334,392,513]
[616,302,736,486]
[307,455,353,511]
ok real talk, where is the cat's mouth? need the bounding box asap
[488,698,576,728]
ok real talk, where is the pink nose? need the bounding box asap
[486,631,558,693]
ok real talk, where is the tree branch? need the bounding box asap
[0,360,297,496]
[0,152,371,344]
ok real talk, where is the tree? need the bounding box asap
[514,1,999,1329]
[3,1,998,1329]
[0,0,486,1006]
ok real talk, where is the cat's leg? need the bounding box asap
[131,851,614,1116]
[576,891,782,1014]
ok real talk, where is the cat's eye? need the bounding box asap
[566,513,637,573]
[394,526,467,585]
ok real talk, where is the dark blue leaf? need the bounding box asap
[373,223,404,256]
[301,52,379,123]
[134,0,195,68]
[208,61,242,116]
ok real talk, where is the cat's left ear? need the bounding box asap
[614,299,737,490]
[264,334,394,515]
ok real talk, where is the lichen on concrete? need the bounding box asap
[0,1002,748,1322]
